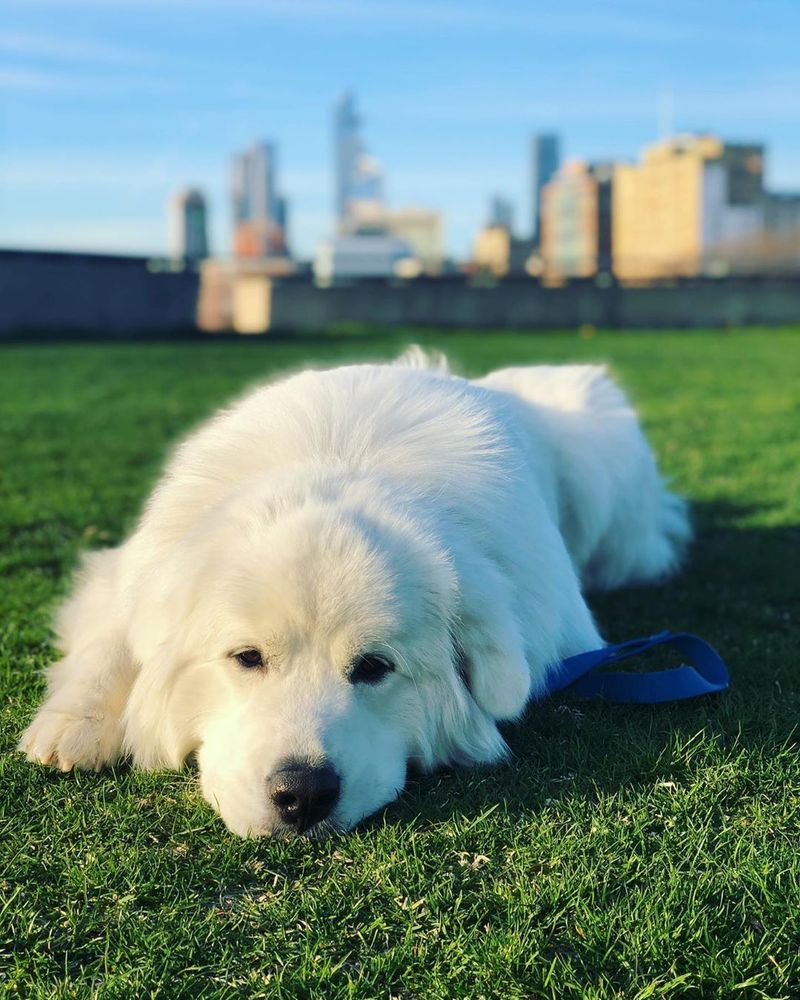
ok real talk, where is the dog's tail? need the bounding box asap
[394,344,451,375]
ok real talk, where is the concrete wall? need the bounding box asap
[2,249,799,336]
[0,250,199,335]
[268,275,800,331]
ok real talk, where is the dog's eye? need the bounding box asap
[349,653,395,685]
[233,648,264,669]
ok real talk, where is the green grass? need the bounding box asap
[1,328,799,999]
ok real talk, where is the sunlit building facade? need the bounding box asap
[540,161,614,279]
[385,207,444,274]
[473,224,512,277]
[613,135,765,280]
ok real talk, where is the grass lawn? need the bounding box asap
[1,327,799,999]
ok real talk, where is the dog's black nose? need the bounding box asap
[267,759,341,832]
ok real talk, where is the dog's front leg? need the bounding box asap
[20,637,135,772]
[20,548,136,771]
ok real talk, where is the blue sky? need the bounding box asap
[1,0,798,259]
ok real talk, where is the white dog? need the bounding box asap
[20,349,689,837]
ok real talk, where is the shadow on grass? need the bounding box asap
[374,499,799,834]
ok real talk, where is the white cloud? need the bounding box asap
[0,152,221,190]
[0,67,81,91]
[2,0,770,47]
[0,29,151,64]
[0,65,188,96]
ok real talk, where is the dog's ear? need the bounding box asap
[454,617,532,720]
[122,547,207,769]
[447,506,605,722]
[445,543,533,720]
[123,642,197,769]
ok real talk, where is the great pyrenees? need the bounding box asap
[20,349,689,837]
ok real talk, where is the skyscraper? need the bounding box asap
[168,188,209,262]
[334,92,385,231]
[334,92,359,224]
[232,141,289,258]
[531,133,561,244]
[489,195,514,232]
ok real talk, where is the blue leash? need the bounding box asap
[545,630,729,704]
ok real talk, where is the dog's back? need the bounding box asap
[477,363,691,590]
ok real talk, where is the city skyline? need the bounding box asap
[1,0,798,259]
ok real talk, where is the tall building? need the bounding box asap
[334,91,360,223]
[531,133,561,244]
[613,134,765,280]
[489,195,514,232]
[232,141,289,258]
[334,92,385,231]
[168,188,209,262]
[327,92,444,278]
[540,161,614,280]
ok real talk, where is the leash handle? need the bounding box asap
[545,631,729,704]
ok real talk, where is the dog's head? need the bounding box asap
[123,482,520,836]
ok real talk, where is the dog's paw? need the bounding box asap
[19,707,123,772]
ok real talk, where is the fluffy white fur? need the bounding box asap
[20,349,690,836]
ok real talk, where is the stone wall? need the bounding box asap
[267,275,800,331]
[2,249,799,336]
[0,250,199,336]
